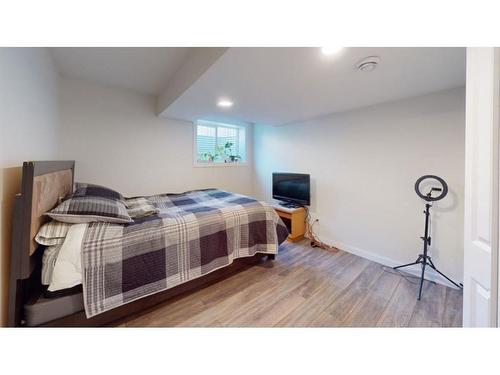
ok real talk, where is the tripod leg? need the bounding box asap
[393,255,423,270]
[393,261,419,270]
[418,262,427,300]
[427,261,463,289]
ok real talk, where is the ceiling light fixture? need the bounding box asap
[217,99,233,108]
[321,47,343,55]
[356,56,381,72]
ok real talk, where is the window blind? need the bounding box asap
[197,125,216,159]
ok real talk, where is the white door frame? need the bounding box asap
[463,47,500,327]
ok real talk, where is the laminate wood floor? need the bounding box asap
[117,240,463,327]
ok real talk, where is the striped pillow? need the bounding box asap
[125,197,160,219]
[35,221,72,246]
[47,196,133,224]
[73,182,124,202]
[41,245,61,285]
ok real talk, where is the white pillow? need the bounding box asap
[47,223,87,292]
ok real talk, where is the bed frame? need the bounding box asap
[7,161,273,327]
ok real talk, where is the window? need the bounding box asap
[195,120,247,165]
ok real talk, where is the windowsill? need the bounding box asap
[193,162,249,168]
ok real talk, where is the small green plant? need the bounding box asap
[200,152,215,162]
[222,142,241,163]
[199,141,241,163]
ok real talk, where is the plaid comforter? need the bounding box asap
[82,189,289,317]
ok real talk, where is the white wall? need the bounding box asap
[0,48,60,325]
[59,78,253,197]
[0,48,60,164]
[253,88,466,284]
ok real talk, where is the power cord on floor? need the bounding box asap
[303,206,338,252]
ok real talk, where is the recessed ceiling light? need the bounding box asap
[217,99,233,108]
[321,47,343,55]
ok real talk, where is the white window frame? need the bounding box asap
[193,120,248,167]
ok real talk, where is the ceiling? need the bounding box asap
[163,47,466,125]
[50,47,466,126]
[51,47,191,95]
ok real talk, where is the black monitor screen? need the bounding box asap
[272,173,310,205]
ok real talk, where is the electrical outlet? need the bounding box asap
[308,212,320,224]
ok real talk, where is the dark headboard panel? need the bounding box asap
[8,161,75,327]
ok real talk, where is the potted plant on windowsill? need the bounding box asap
[200,153,216,163]
[221,142,241,163]
[199,142,242,164]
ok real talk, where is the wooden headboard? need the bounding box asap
[29,169,73,255]
[8,161,74,326]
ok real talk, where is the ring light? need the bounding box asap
[393,174,461,300]
[414,175,448,202]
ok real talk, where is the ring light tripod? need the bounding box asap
[393,175,463,300]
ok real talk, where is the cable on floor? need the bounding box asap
[303,205,338,252]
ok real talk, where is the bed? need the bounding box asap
[7,161,288,327]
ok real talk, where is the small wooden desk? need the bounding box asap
[273,205,306,242]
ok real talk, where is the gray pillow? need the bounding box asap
[47,196,133,224]
[73,182,125,202]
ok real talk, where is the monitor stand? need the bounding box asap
[279,201,301,209]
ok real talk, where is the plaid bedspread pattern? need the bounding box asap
[82,189,289,317]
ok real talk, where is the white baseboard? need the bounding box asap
[320,237,462,290]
